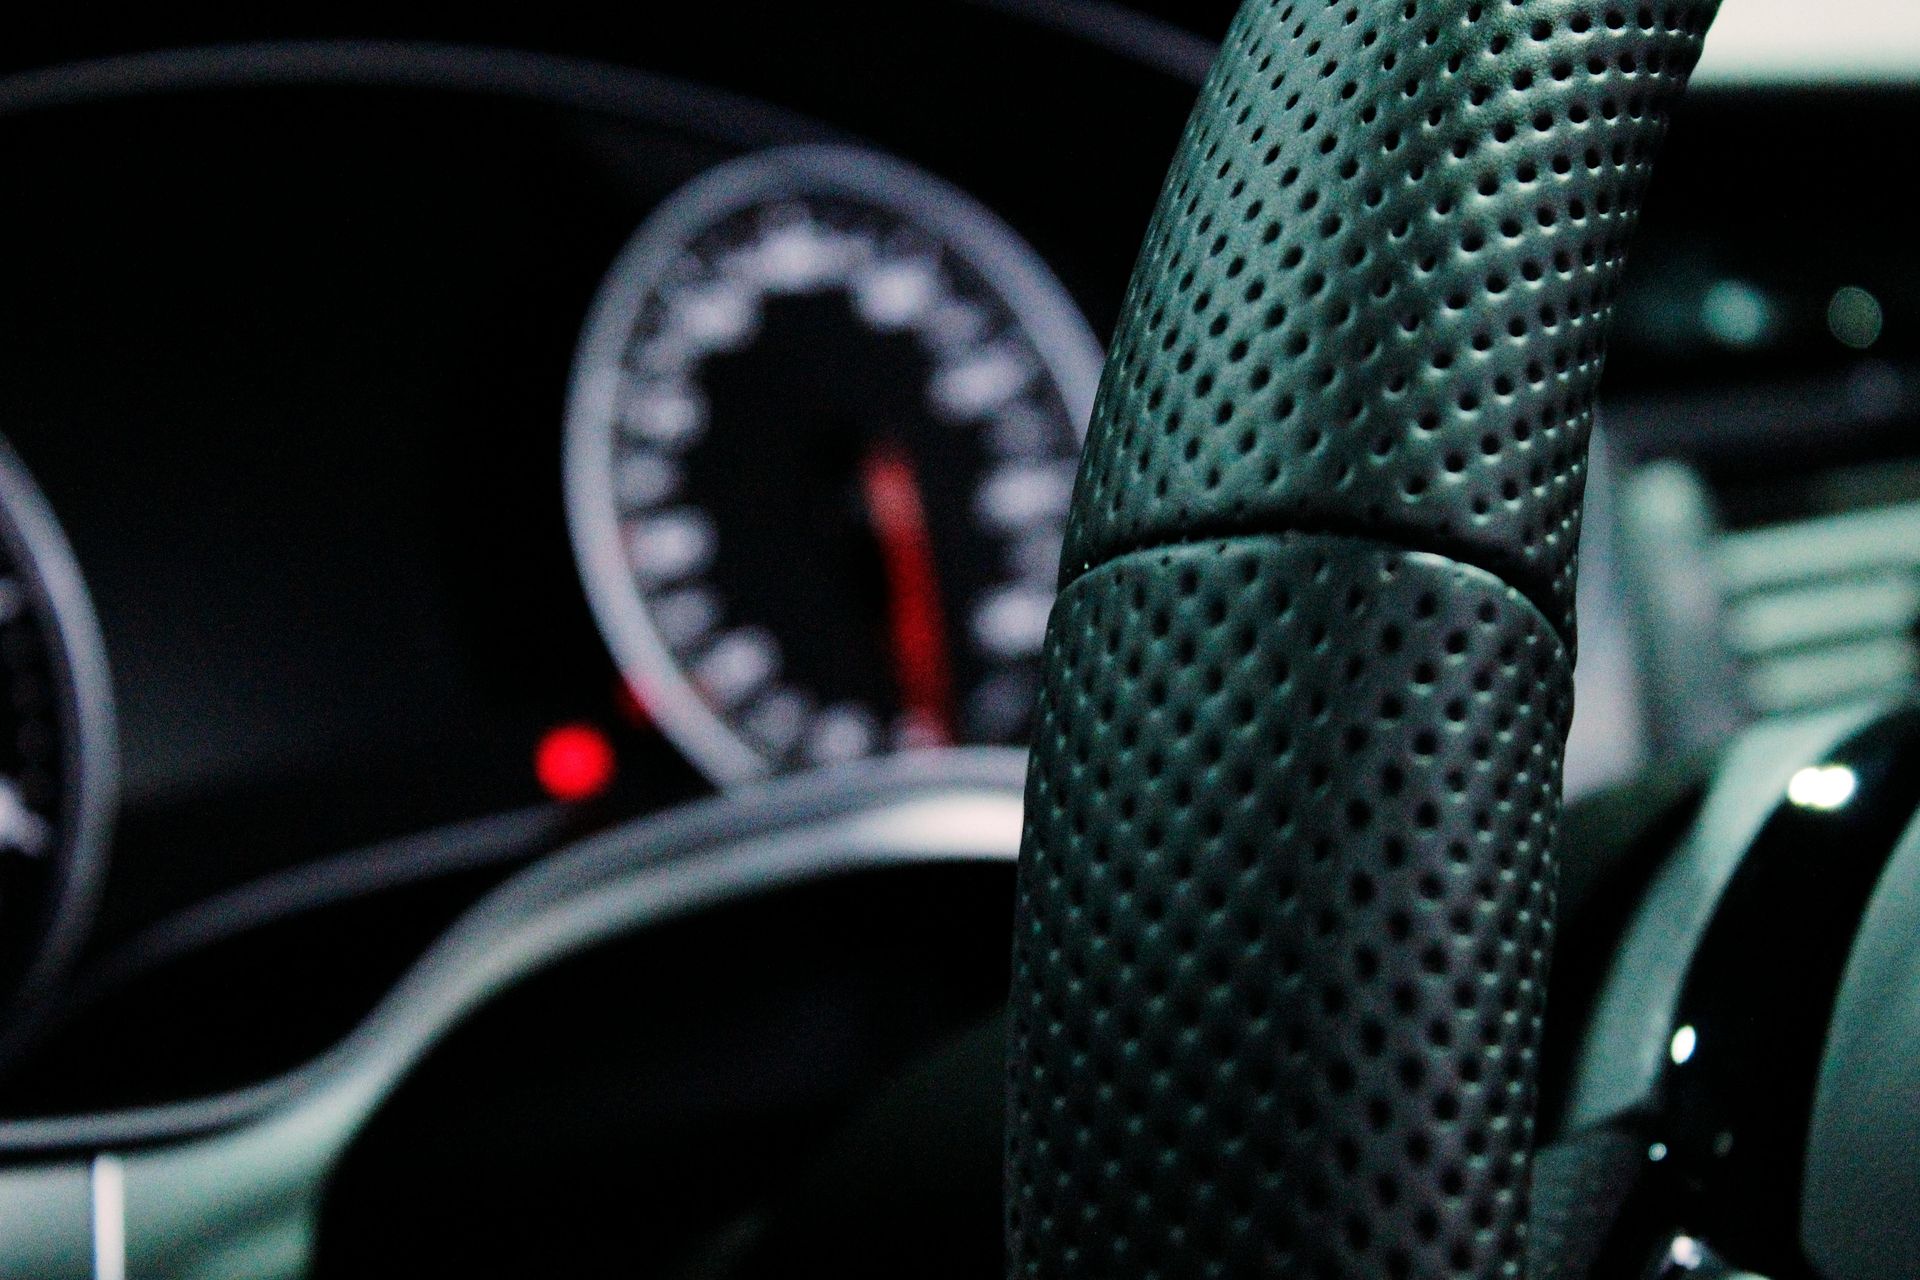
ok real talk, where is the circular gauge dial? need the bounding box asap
[0,441,114,1026]
[566,145,1102,782]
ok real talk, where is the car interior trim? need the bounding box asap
[0,747,1024,1157]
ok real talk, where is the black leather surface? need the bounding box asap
[1803,811,1920,1280]
[1060,0,1719,645]
[1013,536,1570,1276]
[1008,2,1720,1276]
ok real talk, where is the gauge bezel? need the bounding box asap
[564,143,1104,785]
[0,439,117,1027]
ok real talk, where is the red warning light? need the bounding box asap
[535,723,616,802]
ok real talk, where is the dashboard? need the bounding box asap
[0,4,1910,1277]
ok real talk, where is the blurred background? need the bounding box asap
[0,3,1908,1276]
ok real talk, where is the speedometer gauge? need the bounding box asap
[565,145,1102,782]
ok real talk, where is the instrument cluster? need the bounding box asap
[0,10,1206,1096]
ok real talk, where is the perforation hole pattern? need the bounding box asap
[1061,0,1720,643]
[1009,538,1571,1277]
[1009,1,1720,1276]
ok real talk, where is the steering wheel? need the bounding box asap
[1005,2,1728,1277]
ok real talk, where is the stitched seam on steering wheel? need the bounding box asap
[1060,519,1578,656]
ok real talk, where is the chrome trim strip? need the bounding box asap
[0,748,1024,1155]
[0,752,1024,1279]
[89,1155,124,1280]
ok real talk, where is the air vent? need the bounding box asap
[1618,460,1920,756]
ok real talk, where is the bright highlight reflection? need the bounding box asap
[1670,1024,1698,1066]
[1787,764,1858,812]
[1828,286,1884,350]
[1701,279,1773,348]
[1668,1235,1705,1271]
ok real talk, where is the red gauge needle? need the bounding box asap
[859,442,957,747]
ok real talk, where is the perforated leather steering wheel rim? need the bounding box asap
[1006,3,1723,1276]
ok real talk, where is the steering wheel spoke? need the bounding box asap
[1007,2,1724,1276]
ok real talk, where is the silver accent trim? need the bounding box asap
[0,753,1025,1278]
[90,1156,124,1280]
[0,749,1024,1156]
[1716,500,1920,595]
[67,803,568,1019]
